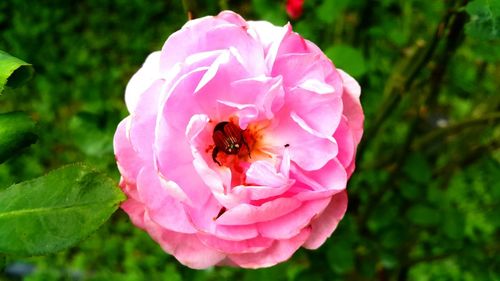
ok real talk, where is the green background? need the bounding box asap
[1,0,499,280]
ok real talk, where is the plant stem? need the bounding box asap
[357,2,462,160]
[412,112,500,150]
[355,0,469,239]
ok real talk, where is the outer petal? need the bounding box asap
[257,197,331,239]
[114,117,142,184]
[144,214,226,269]
[247,21,284,54]
[334,116,356,176]
[125,51,161,113]
[186,196,259,241]
[136,167,197,233]
[121,197,146,230]
[197,234,273,254]
[338,69,363,146]
[160,14,264,76]
[303,191,348,249]
[129,79,165,159]
[228,227,311,268]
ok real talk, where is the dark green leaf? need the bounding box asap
[251,0,287,25]
[400,182,422,200]
[367,203,399,232]
[380,251,398,269]
[442,209,465,240]
[69,112,113,157]
[0,112,37,164]
[0,164,125,256]
[407,205,441,226]
[327,239,355,273]
[325,45,367,78]
[316,0,349,24]
[465,0,500,40]
[0,50,34,95]
[403,154,432,184]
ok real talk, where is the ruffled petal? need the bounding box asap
[268,112,338,171]
[160,15,264,76]
[334,116,356,176]
[197,234,273,254]
[216,197,302,225]
[144,213,226,269]
[338,69,363,146]
[121,197,146,230]
[125,51,161,113]
[114,117,142,184]
[303,191,348,249]
[290,158,347,193]
[129,79,165,159]
[257,197,330,239]
[136,167,197,233]
[228,227,311,268]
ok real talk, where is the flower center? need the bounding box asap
[208,119,272,174]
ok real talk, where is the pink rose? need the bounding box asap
[114,11,363,269]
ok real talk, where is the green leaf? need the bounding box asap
[0,50,34,95]
[327,239,355,274]
[402,153,432,184]
[0,164,125,256]
[68,112,113,157]
[251,0,287,25]
[316,0,350,24]
[442,209,465,240]
[465,0,500,40]
[407,205,441,226]
[325,45,367,78]
[0,111,37,164]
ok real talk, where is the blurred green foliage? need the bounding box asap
[1,0,499,280]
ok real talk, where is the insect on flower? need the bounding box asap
[212,121,250,166]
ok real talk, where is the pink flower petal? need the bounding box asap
[186,196,259,241]
[334,116,356,176]
[247,21,284,56]
[303,191,348,249]
[125,51,161,113]
[136,167,197,233]
[121,197,146,229]
[161,18,263,75]
[231,158,295,201]
[228,227,311,268]
[216,197,302,225]
[144,213,226,269]
[288,88,343,139]
[257,197,331,239]
[269,112,338,171]
[216,11,247,26]
[128,79,165,158]
[338,69,363,146]
[114,117,142,184]
[197,234,273,254]
[291,158,347,192]
[230,75,285,120]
